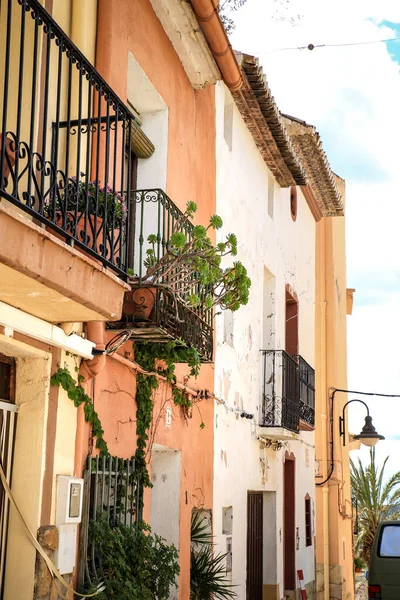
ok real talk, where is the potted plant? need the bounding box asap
[354,556,365,573]
[44,174,127,257]
[127,200,251,323]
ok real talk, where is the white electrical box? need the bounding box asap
[54,475,84,575]
[57,523,78,574]
[56,475,84,525]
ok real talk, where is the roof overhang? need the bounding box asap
[283,115,344,217]
[233,53,306,187]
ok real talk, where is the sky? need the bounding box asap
[229,0,400,477]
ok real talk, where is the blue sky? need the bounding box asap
[230,0,400,477]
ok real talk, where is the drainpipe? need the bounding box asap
[79,322,106,382]
[189,0,242,91]
[319,219,330,600]
[75,322,106,477]
[71,0,97,61]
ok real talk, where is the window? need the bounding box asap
[290,186,297,221]
[268,177,274,218]
[379,525,400,557]
[305,495,312,547]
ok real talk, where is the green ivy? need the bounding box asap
[50,366,109,456]
[50,340,202,481]
[134,340,202,487]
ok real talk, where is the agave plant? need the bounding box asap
[351,447,400,563]
[190,510,236,600]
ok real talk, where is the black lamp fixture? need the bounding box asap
[339,399,385,447]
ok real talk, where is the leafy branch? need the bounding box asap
[136,201,251,313]
[50,366,108,455]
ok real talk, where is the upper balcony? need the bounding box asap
[0,0,214,358]
[259,349,315,439]
[0,0,137,323]
[107,189,214,362]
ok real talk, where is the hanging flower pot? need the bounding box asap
[123,284,157,322]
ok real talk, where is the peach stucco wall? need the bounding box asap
[81,2,217,598]
[96,0,216,222]
[315,178,354,599]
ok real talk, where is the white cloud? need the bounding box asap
[231,0,400,467]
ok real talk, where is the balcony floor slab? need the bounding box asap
[256,425,300,441]
[0,203,129,323]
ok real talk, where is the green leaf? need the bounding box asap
[210,214,223,229]
[170,231,187,249]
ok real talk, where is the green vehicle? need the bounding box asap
[368,520,400,599]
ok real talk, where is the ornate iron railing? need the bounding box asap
[297,355,315,427]
[0,0,139,277]
[260,350,315,431]
[109,189,214,361]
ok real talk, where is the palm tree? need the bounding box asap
[351,447,400,563]
[190,511,237,600]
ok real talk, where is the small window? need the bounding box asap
[0,355,15,402]
[268,177,274,218]
[290,186,297,221]
[379,525,400,557]
[305,495,312,547]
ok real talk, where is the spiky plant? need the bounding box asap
[351,447,400,563]
[190,511,236,600]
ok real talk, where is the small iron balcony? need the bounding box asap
[107,189,214,361]
[261,350,315,433]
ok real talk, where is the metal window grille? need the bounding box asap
[78,454,143,593]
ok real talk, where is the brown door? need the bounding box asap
[284,456,296,592]
[246,492,263,600]
[285,287,298,356]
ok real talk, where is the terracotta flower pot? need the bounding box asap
[123,285,157,322]
[49,212,120,264]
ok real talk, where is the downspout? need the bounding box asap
[319,219,330,600]
[189,0,242,91]
[75,322,106,478]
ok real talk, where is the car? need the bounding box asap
[368,520,400,599]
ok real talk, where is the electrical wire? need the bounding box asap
[252,36,400,54]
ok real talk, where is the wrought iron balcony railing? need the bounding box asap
[0,0,139,277]
[261,349,315,432]
[108,189,214,361]
[298,355,315,426]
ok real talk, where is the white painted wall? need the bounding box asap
[214,81,316,599]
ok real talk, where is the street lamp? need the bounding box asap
[339,399,385,447]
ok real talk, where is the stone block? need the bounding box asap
[38,525,59,551]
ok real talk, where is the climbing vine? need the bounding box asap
[134,340,202,487]
[50,366,109,455]
[50,340,203,485]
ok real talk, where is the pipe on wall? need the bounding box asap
[190,0,242,91]
[319,219,330,600]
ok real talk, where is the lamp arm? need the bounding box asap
[340,399,370,448]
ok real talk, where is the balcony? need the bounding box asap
[259,349,315,438]
[0,0,136,322]
[107,189,214,362]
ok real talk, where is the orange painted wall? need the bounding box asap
[76,2,217,598]
[95,0,216,221]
